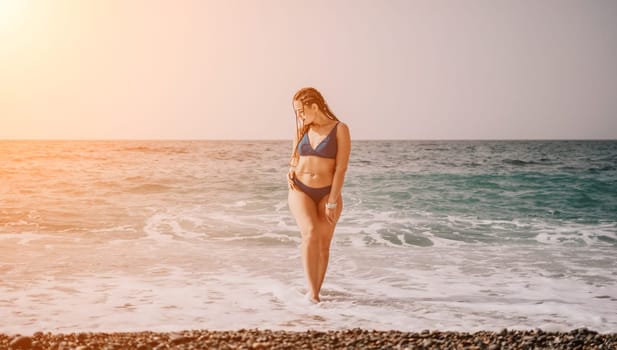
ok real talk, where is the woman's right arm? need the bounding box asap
[287,135,298,190]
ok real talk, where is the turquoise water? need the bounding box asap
[346,140,617,246]
[1,140,616,333]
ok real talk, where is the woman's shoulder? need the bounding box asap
[335,122,351,143]
[336,121,350,135]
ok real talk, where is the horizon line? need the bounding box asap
[1,138,616,142]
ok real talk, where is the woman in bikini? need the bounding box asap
[287,87,351,303]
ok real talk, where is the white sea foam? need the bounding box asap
[534,221,617,246]
[0,232,61,244]
[2,236,617,334]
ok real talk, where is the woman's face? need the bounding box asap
[293,100,317,125]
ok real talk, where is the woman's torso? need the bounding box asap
[295,122,339,187]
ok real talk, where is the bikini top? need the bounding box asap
[297,122,339,159]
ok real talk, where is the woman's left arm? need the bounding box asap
[326,123,351,219]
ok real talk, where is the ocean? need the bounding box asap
[1,140,616,334]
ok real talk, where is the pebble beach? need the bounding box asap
[2,328,616,350]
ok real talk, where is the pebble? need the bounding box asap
[9,336,32,349]
[169,335,191,345]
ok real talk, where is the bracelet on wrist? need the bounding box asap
[325,202,337,209]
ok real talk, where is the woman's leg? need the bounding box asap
[288,189,321,302]
[315,194,343,295]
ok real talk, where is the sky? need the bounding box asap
[1,0,616,140]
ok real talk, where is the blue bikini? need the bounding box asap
[297,123,338,159]
[293,123,339,204]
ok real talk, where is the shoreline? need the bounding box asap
[2,328,616,349]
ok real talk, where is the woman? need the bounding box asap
[287,87,351,303]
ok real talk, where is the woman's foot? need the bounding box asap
[305,291,320,303]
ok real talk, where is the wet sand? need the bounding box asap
[2,328,616,349]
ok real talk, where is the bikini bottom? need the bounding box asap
[293,177,331,205]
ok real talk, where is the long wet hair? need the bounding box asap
[289,87,340,167]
